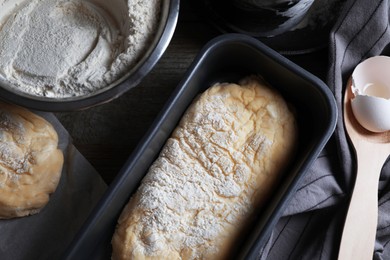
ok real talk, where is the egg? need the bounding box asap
[350,56,390,132]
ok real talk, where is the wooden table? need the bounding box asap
[55,1,329,184]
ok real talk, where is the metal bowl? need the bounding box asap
[0,0,179,111]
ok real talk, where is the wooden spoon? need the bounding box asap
[338,78,390,259]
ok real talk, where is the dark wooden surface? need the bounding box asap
[55,1,329,184]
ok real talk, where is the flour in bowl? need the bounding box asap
[0,0,161,98]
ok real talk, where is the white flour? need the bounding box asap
[0,0,161,98]
[0,110,28,183]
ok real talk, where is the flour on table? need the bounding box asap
[0,0,161,98]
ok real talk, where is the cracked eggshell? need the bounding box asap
[350,55,390,132]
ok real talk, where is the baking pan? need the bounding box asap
[63,33,337,259]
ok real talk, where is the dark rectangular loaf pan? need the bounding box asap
[63,34,337,259]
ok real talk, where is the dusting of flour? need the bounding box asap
[0,0,161,98]
[0,110,28,186]
[112,77,299,259]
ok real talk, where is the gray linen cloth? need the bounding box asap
[259,0,390,259]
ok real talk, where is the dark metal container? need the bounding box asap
[205,0,315,37]
[63,33,337,259]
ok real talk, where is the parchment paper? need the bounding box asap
[0,112,107,260]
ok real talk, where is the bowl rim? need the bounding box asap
[0,0,180,112]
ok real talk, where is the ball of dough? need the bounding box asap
[112,76,298,259]
[0,102,64,219]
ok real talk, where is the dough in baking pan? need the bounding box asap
[112,75,298,259]
[0,102,64,219]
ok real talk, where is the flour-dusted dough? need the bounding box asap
[112,76,298,259]
[0,102,64,219]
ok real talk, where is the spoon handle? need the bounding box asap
[337,150,387,260]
